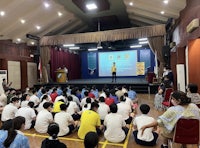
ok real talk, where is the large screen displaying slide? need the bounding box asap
[98,50,138,76]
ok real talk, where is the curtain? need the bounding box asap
[40,46,51,83]
[50,47,81,82]
[148,36,165,77]
[40,24,166,45]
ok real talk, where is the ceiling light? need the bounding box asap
[86,3,97,10]
[31,41,35,45]
[20,19,26,24]
[138,38,147,41]
[63,44,75,47]
[130,45,142,48]
[57,12,63,17]
[69,47,80,50]
[88,48,98,51]
[129,2,133,6]
[36,25,41,30]
[160,11,165,14]
[17,38,21,42]
[139,41,148,44]
[44,2,50,8]
[97,46,103,49]
[163,0,169,4]
[0,11,5,16]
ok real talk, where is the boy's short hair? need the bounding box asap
[140,104,150,114]
[43,102,53,109]
[60,104,67,111]
[109,103,117,113]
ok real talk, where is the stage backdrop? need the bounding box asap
[81,48,155,79]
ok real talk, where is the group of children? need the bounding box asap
[0,84,143,147]
[2,82,198,148]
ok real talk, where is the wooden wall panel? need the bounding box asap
[21,61,27,90]
[188,39,200,93]
[0,40,36,90]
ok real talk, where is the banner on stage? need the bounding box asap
[87,52,97,75]
[136,62,145,75]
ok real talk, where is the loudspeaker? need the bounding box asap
[162,45,170,65]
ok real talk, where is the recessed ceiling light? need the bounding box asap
[129,2,133,6]
[163,0,169,4]
[36,25,41,30]
[138,38,147,41]
[20,19,26,24]
[17,38,21,42]
[44,2,50,8]
[63,44,75,47]
[160,11,165,14]
[139,41,148,44]
[88,48,98,51]
[130,45,142,48]
[69,47,80,50]
[0,11,5,16]
[57,12,63,17]
[86,3,97,10]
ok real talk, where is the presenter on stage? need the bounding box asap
[111,62,117,82]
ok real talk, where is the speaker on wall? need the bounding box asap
[162,45,170,65]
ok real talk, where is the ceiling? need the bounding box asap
[0,0,186,46]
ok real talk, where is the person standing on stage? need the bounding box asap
[111,62,117,82]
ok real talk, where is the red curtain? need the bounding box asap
[50,47,81,81]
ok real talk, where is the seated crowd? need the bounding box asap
[0,83,199,148]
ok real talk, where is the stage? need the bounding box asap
[34,78,159,94]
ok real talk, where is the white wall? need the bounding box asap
[27,62,38,88]
[8,61,21,89]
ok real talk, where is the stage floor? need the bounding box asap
[67,78,148,85]
[35,78,152,93]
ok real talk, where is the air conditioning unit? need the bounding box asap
[186,18,199,33]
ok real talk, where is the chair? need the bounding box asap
[196,104,200,108]
[171,118,199,148]
[162,88,173,109]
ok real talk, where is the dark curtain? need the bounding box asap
[50,47,81,82]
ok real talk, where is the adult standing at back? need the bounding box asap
[141,91,200,148]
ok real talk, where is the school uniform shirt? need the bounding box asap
[20,100,29,107]
[128,90,137,100]
[52,101,65,113]
[36,100,47,113]
[15,106,36,129]
[1,103,18,121]
[29,94,40,106]
[97,102,110,120]
[0,93,7,107]
[54,111,74,136]
[34,109,53,133]
[54,95,66,103]
[67,101,79,115]
[78,110,101,139]
[104,113,126,143]
[0,130,30,148]
[133,114,155,141]
[117,102,132,120]
[125,97,133,108]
